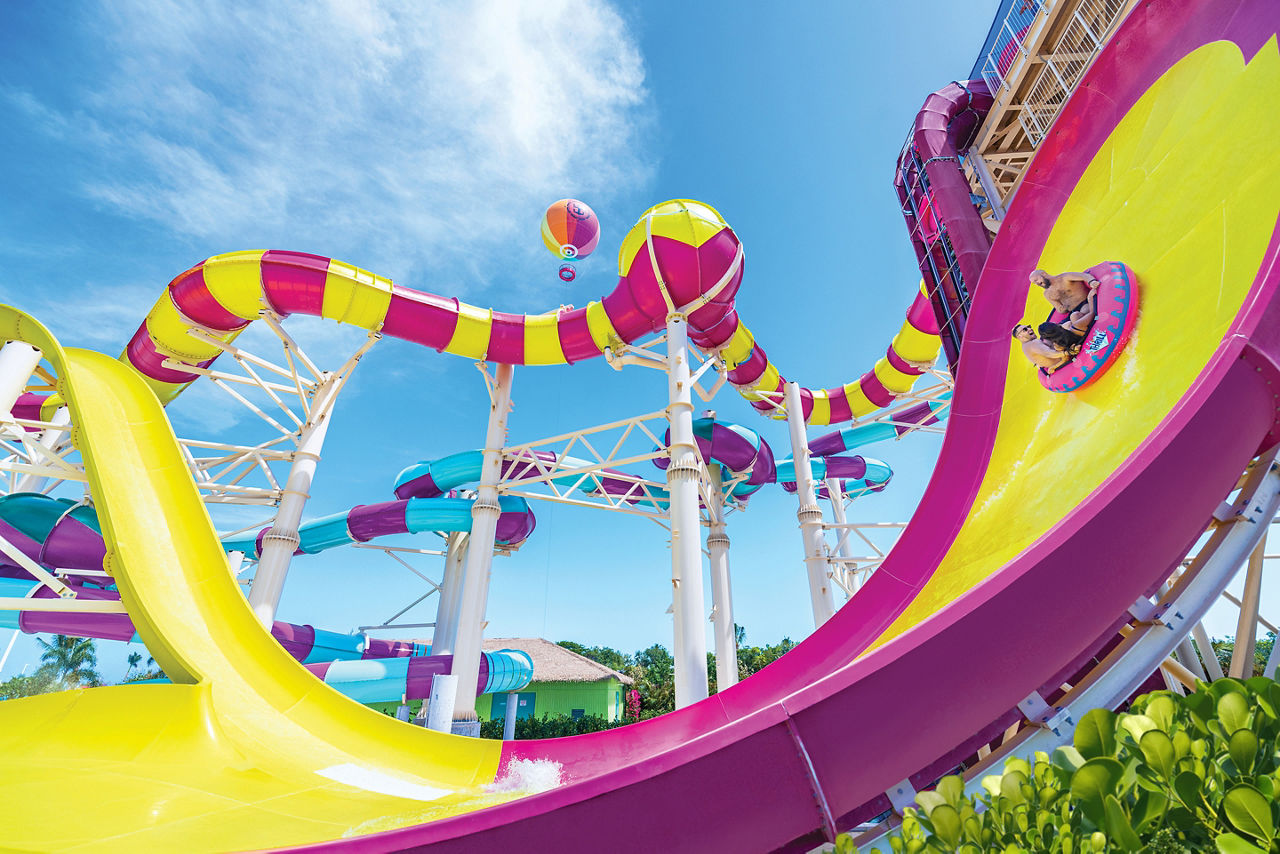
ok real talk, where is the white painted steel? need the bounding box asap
[825,478,860,599]
[430,531,469,657]
[246,377,340,627]
[503,691,518,740]
[707,466,737,690]
[13,406,71,494]
[0,629,19,675]
[450,363,514,722]
[1229,540,1265,677]
[666,314,709,708]
[0,529,72,599]
[0,597,127,613]
[0,342,42,418]
[1192,620,1227,680]
[786,382,836,627]
[426,673,459,733]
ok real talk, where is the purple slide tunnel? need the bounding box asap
[653,416,777,500]
[777,455,893,499]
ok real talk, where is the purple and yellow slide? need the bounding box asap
[0,0,1278,850]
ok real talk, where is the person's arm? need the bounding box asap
[1023,340,1063,369]
[1066,300,1096,333]
[1060,271,1097,287]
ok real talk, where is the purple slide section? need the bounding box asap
[7,587,422,664]
[777,456,888,496]
[311,3,1280,850]
[18,584,134,641]
[652,418,776,487]
[895,80,994,369]
[41,515,107,574]
[808,399,947,457]
[0,514,104,590]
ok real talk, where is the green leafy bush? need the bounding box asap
[478,712,631,740]
[841,677,1280,853]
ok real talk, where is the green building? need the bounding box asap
[475,638,634,723]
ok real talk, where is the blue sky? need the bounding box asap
[0,1,1257,684]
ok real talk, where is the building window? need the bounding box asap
[571,708,585,721]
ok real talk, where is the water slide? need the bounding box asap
[0,490,537,705]
[0,0,1277,849]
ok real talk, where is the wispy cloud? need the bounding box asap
[0,279,157,351]
[13,0,652,302]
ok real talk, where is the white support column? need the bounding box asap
[825,477,858,596]
[449,363,514,724]
[430,531,469,656]
[1158,581,1206,682]
[426,674,459,733]
[14,405,71,494]
[1229,541,1266,678]
[1191,620,1226,681]
[785,382,836,627]
[0,629,19,676]
[666,314,709,709]
[247,379,339,627]
[706,466,737,691]
[503,691,519,740]
[0,342,43,417]
[1174,635,1207,682]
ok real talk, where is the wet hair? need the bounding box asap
[1038,322,1082,355]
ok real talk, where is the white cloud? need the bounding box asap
[25,0,652,300]
[0,279,157,352]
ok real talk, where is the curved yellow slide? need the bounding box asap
[0,311,512,850]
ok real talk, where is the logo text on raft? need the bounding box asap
[1086,329,1111,354]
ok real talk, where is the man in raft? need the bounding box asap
[1013,323,1078,374]
[1030,268,1099,337]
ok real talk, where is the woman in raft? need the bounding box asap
[1013,322,1083,374]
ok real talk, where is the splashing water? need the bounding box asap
[485,758,564,794]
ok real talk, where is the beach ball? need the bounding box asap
[542,199,600,261]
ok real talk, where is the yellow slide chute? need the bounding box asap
[0,309,511,850]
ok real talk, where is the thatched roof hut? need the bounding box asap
[482,638,634,685]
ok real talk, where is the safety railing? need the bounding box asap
[979,0,1046,96]
[978,0,1129,147]
[1019,0,1127,144]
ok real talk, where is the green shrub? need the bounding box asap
[479,712,631,740]
[842,677,1280,853]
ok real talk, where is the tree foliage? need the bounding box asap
[35,634,101,688]
[557,626,795,720]
[556,640,631,673]
[479,713,630,740]
[0,669,59,699]
[1210,633,1276,679]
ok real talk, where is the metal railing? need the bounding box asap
[1019,0,1127,144]
[979,0,1046,95]
[978,0,1128,146]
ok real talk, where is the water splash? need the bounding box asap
[485,758,564,794]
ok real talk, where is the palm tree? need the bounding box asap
[35,634,100,688]
[126,651,142,675]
